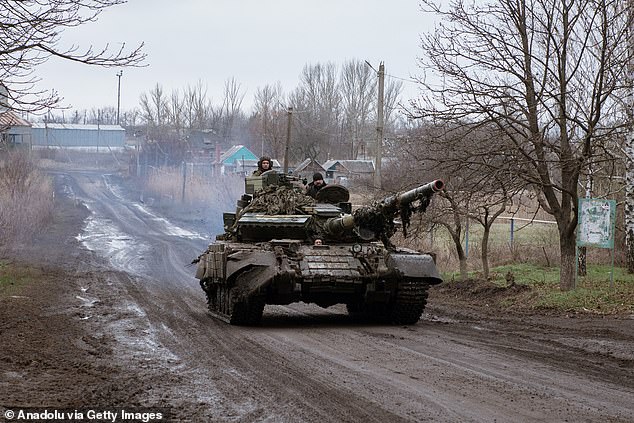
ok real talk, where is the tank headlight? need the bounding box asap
[352,243,362,253]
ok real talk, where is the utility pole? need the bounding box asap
[284,107,293,173]
[116,70,123,126]
[374,62,385,189]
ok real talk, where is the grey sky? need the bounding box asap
[37,0,434,114]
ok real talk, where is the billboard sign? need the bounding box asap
[577,199,616,249]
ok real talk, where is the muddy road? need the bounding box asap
[2,169,633,422]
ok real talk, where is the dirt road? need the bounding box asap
[1,170,633,422]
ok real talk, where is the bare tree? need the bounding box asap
[167,89,185,139]
[339,60,376,159]
[415,0,629,290]
[1,0,145,111]
[218,77,245,145]
[383,77,404,137]
[289,62,341,161]
[252,82,286,159]
[468,180,512,280]
[183,80,212,130]
[139,84,168,141]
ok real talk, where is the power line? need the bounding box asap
[365,59,420,84]
[386,73,419,84]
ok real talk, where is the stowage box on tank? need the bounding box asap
[193,170,444,325]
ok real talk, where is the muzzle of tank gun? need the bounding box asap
[427,179,444,192]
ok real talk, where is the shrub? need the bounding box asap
[0,150,54,246]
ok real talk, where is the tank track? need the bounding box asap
[204,283,265,325]
[388,279,430,325]
[349,279,429,325]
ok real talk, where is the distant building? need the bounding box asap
[214,145,259,175]
[31,123,125,151]
[322,159,350,183]
[322,159,375,184]
[0,111,32,149]
[186,129,221,153]
[0,82,32,149]
[339,159,375,178]
[293,158,326,179]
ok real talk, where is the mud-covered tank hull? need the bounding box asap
[196,239,442,325]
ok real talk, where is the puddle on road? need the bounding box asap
[102,174,206,240]
[76,205,151,275]
[131,203,206,240]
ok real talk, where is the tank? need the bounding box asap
[193,170,444,325]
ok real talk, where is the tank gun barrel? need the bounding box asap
[324,179,444,236]
[381,179,444,214]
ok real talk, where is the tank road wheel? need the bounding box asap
[387,279,430,325]
[208,284,265,326]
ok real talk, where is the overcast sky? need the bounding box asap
[37,0,436,115]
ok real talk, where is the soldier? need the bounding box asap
[252,156,272,176]
[305,172,327,198]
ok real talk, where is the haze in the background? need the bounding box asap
[36,0,433,113]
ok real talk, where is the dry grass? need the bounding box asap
[0,150,54,246]
[144,166,244,210]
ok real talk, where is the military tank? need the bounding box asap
[193,170,444,325]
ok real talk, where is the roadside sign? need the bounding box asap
[577,199,616,249]
[576,198,616,289]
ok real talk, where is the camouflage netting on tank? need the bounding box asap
[355,195,431,240]
[243,185,315,215]
[353,204,397,246]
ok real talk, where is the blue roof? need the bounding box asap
[219,145,257,165]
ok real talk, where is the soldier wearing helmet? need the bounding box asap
[253,156,272,176]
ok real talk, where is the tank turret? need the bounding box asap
[194,171,444,325]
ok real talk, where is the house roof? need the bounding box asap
[31,123,123,131]
[322,160,349,172]
[294,158,326,173]
[217,145,258,165]
[340,159,375,174]
[0,111,31,128]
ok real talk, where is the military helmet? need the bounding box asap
[258,156,272,171]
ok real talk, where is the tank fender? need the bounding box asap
[226,250,276,281]
[385,253,443,284]
[231,264,279,301]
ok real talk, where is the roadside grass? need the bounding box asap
[0,260,41,297]
[0,150,54,246]
[144,166,243,209]
[440,263,634,315]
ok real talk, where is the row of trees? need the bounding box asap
[44,59,405,165]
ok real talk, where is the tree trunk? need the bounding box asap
[448,229,468,281]
[560,231,576,291]
[459,255,468,281]
[628,229,634,274]
[482,225,491,280]
[627,5,634,273]
[577,246,587,276]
